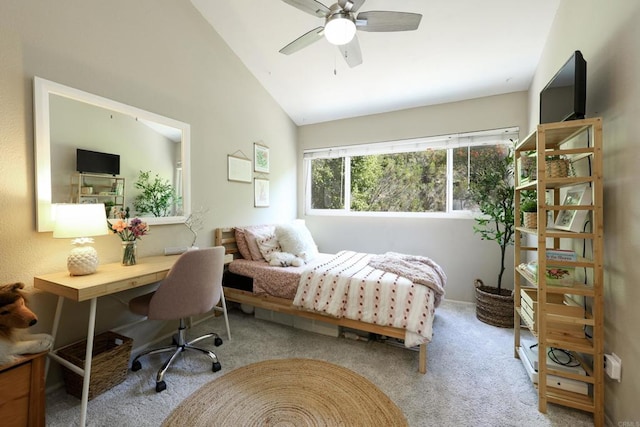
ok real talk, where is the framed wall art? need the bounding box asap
[254,143,270,173]
[227,155,252,183]
[254,178,269,207]
[554,184,592,232]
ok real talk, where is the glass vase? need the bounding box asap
[121,241,137,266]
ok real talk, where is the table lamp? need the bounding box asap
[53,203,109,276]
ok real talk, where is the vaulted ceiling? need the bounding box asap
[191,0,560,125]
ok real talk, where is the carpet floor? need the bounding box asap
[45,300,595,426]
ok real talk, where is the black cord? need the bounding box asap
[528,344,581,367]
[548,347,581,367]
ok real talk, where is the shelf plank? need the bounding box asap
[545,387,595,413]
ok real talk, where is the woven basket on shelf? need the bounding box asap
[523,212,538,229]
[474,279,514,328]
[546,158,570,178]
[58,331,132,400]
[520,157,571,180]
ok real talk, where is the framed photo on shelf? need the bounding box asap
[81,197,99,204]
[254,143,270,173]
[227,155,252,183]
[254,178,269,207]
[554,184,592,232]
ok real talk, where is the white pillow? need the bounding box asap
[275,223,318,262]
[254,232,282,262]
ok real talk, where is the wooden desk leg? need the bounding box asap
[45,296,65,379]
[79,297,98,427]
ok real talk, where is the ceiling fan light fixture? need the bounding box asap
[324,13,356,45]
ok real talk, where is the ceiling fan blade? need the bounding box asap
[338,35,363,68]
[281,0,330,18]
[356,11,422,32]
[338,0,366,13]
[279,27,325,55]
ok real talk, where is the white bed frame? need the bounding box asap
[215,227,427,374]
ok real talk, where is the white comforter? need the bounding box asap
[293,251,446,347]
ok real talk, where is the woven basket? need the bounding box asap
[521,157,570,180]
[546,158,570,178]
[523,212,537,229]
[58,331,132,400]
[474,279,514,328]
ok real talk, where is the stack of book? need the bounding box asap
[521,249,576,286]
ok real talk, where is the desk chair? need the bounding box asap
[128,247,227,392]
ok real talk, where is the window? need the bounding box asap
[304,128,518,216]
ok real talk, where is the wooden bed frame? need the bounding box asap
[214,227,427,374]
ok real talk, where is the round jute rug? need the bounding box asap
[162,358,407,427]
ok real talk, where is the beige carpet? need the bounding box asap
[162,358,407,427]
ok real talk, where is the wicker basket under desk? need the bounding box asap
[58,331,132,400]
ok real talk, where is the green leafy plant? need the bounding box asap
[133,171,181,217]
[521,197,537,213]
[468,145,515,292]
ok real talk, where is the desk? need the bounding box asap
[34,255,179,426]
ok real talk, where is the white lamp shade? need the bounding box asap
[324,16,356,45]
[53,203,109,238]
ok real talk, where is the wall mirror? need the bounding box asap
[34,76,191,232]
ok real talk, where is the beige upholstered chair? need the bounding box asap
[129,246,227,392]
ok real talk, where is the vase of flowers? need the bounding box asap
[121,241,137,266]
[108,211,149,266]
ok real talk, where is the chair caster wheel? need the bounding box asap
[212,362,222,372]
[214,337,223,346]
[131,360,142,371]
[156,381,167,392]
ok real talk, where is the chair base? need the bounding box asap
[131,318,223,392]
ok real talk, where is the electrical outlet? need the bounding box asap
[605,353,622,382]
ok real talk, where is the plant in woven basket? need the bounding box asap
[521,195,538,230]
[468,143,516,327]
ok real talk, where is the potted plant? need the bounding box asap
[521,197,538,229]
[133,171,181,217]
[468,145,516,328]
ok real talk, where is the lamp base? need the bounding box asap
[67,245,99,276]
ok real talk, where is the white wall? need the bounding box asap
[0,0,297,385]
[298,92,528,302]
[527,1,640,424]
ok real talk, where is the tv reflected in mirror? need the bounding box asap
[76,149,120,176]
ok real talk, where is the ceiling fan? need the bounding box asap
[279,0,422,68]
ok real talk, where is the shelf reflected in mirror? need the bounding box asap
[34,77,191,231]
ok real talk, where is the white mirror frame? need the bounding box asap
[34,76,191,232]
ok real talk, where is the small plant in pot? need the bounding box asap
[468,144,515,328]
[521,198,538,229]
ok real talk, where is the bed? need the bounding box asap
[214,225,446,374]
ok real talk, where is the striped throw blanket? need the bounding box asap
[293,251,446,347]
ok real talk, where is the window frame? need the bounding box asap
[304,127,518,218]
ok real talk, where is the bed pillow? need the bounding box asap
[255,232,282,262]
[275,223,318,262]
[234,228,252,260]
[244,225,276,261]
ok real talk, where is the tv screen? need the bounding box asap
[539,50,587,124]
[76,149,120,175]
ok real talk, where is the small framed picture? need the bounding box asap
[81,197,99,204]
[554,184,592,232]
[227,155,252,183]
[254,143,270,173]
[254,178,269,207]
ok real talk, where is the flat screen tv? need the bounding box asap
[539,50,587,124]
[76,149,120,175]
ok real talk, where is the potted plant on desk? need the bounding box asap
[468,145,515,328]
